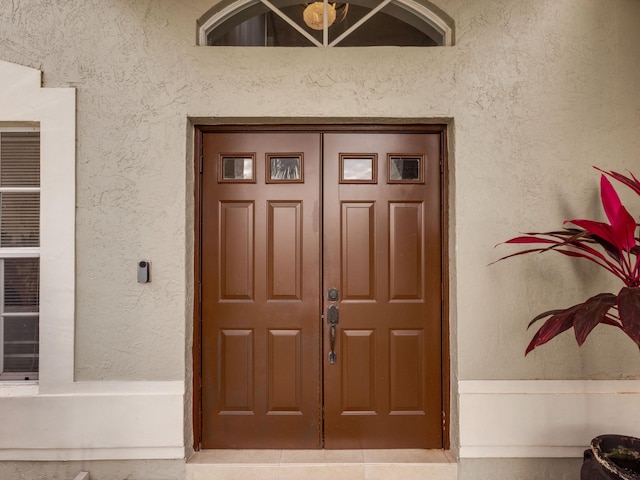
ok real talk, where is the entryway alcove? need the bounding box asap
[190,124,454,479]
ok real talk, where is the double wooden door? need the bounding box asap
[198,128,444,449]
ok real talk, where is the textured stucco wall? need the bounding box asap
[1,0,639,385]
[2,1,640,479]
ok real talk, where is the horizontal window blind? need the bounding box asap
[0,131,40,380]
[0,133,40,187]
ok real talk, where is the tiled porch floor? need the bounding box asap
[187,449,457,480]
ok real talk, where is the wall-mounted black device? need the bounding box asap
[137,260,150,283]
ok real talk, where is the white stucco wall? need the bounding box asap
[1,0,640,477]
[2,0,638,382]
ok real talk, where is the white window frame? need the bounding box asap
[0,60,76,392]
[0,126,41,380]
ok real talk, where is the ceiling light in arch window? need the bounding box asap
[302,3,348,30]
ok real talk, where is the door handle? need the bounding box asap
[327,304,339,364]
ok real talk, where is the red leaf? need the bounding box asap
[527,309,569,328]
[596,167,640,196]
[525,294,619,354]
[566,219,622,253]
[597,174,638,251]
[600,175,623,225]
[589,235,622,262]
[502,237,559,245]
[612,204,638,252]
[618,287,640,347]
[601,315,624,329]
[494,228,627,280]
[489,247,551,265]
[525,306,579,355]
[572,293,617,345]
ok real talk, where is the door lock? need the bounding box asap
[327,288,339,302]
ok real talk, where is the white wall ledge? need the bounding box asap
[0,381,185,461]
[459,380,640,458]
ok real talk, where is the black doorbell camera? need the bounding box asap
[137,260,150,283]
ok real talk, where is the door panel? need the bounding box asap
[390,202,423,299]
[267,201,303,300]
[341,202,376,299]
[199,128,443,449]
[322,133,442,448]
[201,132,321,448]
[219,201,254,300]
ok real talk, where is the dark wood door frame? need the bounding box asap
[192,124,450,450]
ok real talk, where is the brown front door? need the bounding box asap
[198,127,444,449]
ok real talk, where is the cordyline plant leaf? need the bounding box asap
[601,175,624,224]
[599,175,637,252]
[525,293,617,355]
[525,307,576,355]
[572,293,618,346]
[567,179,636,254]
[618,287,640,347]
[496,168,640,355]
[597,167,640,196]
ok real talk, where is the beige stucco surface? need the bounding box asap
[1,0,639,383]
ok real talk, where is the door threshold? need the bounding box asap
[187,449,457,480]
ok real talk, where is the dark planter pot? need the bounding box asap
[581,435,640,480]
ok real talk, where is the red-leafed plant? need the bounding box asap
[496,168,640,355]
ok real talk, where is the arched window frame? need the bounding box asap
[198,0,454,47]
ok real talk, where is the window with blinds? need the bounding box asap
[0,130,40,381]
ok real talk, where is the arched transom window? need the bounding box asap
[198,0,453,47]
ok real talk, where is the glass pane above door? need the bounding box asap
[206,0,446,47]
